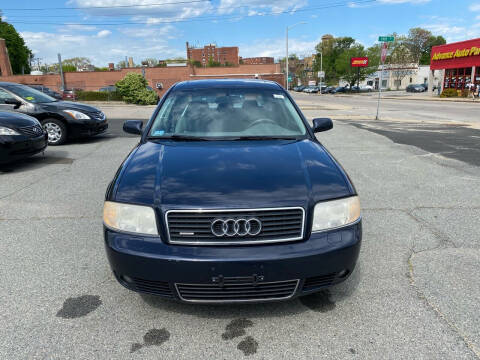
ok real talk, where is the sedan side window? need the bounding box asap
[0,88,13,103]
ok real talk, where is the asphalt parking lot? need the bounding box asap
[1,97,479,359]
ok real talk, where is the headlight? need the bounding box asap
[0,126,20,135]
[63,109,90,120]
[103,201,158,235]
[312,196,361,232]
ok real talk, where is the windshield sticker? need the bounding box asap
[153,130,165,136]
[273,94,284,99]
[25,96,34,100]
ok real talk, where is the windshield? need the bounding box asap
[4,84,56,103]
[149,87,307,139]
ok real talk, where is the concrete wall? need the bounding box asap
[0,63,284,96]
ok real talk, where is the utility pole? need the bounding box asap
[58,53,65,91]
[285,22,306,90]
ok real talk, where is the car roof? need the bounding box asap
[172,79,283,91]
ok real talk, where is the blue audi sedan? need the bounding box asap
[104,79,361,303]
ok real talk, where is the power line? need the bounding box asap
[1,0,212,11]
[5,0,377,25]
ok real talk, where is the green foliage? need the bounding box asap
[440,88,458,98]
[419,35,446,65]
[313,36,379,87]
[0,18,32,74]
[115,73,159,105]
[189,60,202,67]
[94,67,110,72]
[207,56,221,67]
[76,90,123,101]
[62,64,77,72]
[62,57,91,69]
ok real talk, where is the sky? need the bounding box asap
[2,0,480,67]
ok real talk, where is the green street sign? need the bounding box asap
[378,36,394,42]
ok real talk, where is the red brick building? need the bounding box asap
[186,42,239,66]
[240,57,274,65]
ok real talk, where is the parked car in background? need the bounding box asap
[293,85,306,92]
[331,86,347,94]
[0,82,108,145]
[62,89,79,101]
[0,111,48,165]
[104,79,361,303]
[361,85,373,92]
[28,85,63,100]
[322,86,334,94]
[419,83,428,91]
[99,85,117,92]
[406,84,426,93]
[303,86,320,93]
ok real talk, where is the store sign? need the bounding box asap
[432,46,480,61]
[351,57,369,67]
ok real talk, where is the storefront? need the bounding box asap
[430,38,480,92]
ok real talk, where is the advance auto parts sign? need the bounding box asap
[351,57,369,67]
[432,46,480,61]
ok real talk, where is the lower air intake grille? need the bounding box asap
[302,273,336,291]
[130,277,173,297]
[176,279,299,302]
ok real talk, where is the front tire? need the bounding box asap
[42,119,67,145]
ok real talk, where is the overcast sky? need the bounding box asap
[3,0,480,66]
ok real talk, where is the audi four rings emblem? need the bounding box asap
[211,218,262,237]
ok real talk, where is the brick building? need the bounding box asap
[240,57,274,65]
[186,42,239,66]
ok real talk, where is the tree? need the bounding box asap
[141,58,158,67]
[0,18,32,74]
[115,73,158,105]
[405,27,432,64]
[387,36,416,90]
[116,60,127,69]
[419,35,446,65]
[313,37,356,85]
[207,55,221,67]
[62,57,91,70]
[335,44,379,88]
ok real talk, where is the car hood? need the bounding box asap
[114,139,353,210]
[37,101,100,113]
[0,110,40,127]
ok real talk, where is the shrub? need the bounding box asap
[115,73,159,105]
[440,88,458,98]
[76,90,123,101]
[460,89,469,98]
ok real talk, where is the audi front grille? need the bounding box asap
[175,279,299,302]
[165,207,305,245]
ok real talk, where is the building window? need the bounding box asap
[409,77,412,83]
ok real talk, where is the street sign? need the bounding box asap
[318,71,325,78]
[350,57,369,67]
[378,36,394,42]
[381,42,388,63]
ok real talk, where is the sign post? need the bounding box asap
[376,39,391,120]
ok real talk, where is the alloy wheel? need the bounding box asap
[43,122,62,144]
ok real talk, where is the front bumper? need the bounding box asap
[104,221,362,303]
[69,119,108,138]
[0,133,48,165]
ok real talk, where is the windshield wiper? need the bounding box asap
[231,136,301,140]
[148,134,214,141]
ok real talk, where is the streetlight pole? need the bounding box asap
[285,22,306,90]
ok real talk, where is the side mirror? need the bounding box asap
[312,118,333,133]
[5,98,22,109]
[123,120,143,135]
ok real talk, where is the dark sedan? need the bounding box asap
[104,79,361,303]
[28,85,63,100]
[0,82,108,145]
[331,86,347,94]
[0,111,48,165]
